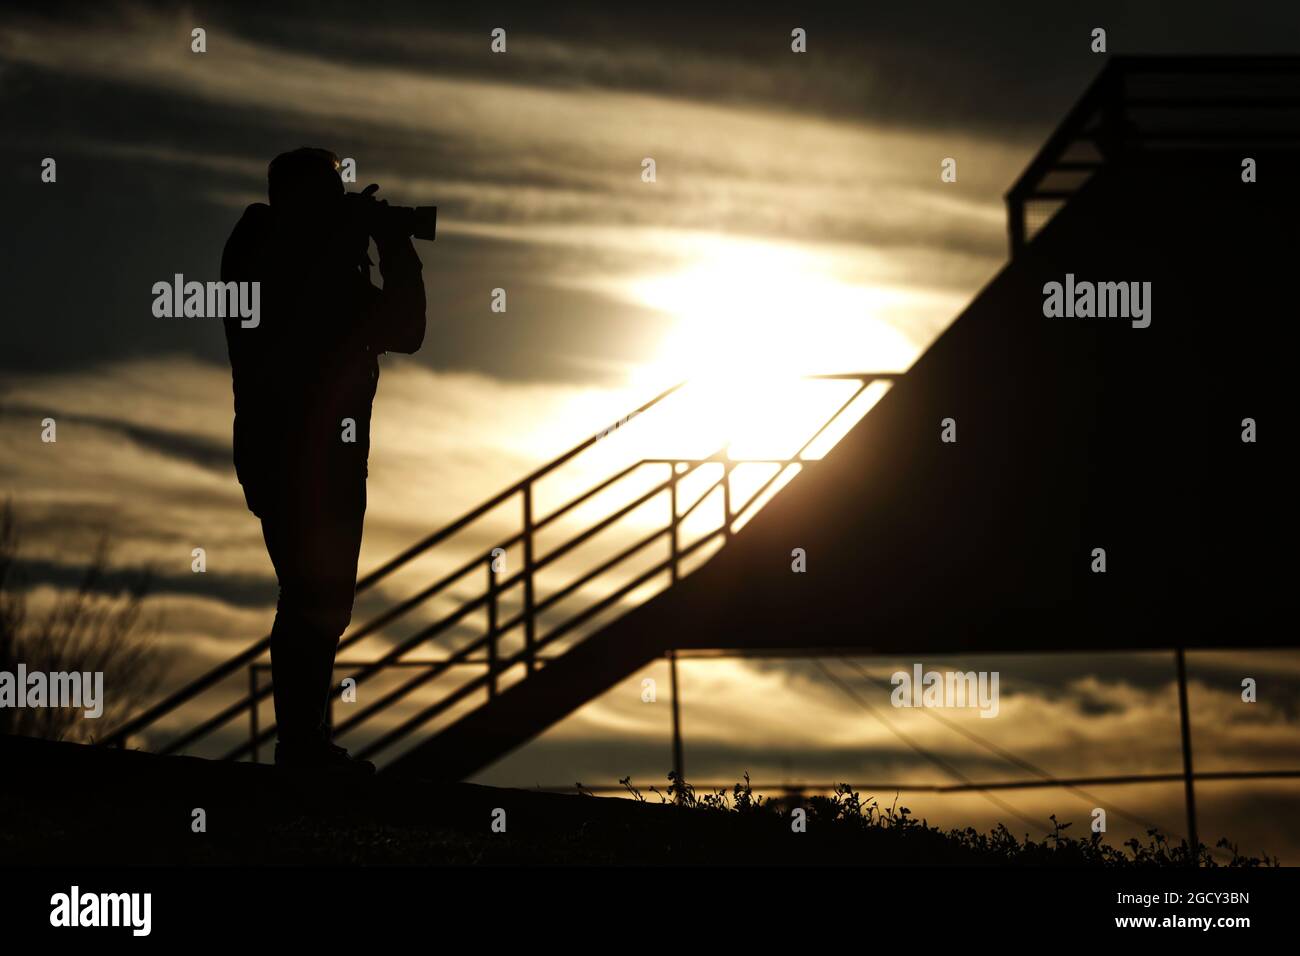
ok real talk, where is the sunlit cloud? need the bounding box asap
[4,4,1296,865]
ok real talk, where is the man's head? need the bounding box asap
[267,148,344,216]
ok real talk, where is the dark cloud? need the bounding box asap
[3,2,1298,857]
[0,403,233,472]
[8,0,1300,380]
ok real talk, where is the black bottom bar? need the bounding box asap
[2,864,1294,940]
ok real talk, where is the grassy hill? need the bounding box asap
[0,735,1274,866]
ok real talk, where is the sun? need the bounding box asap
[620,236,916,461]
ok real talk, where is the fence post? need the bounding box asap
[486,554,499,697]
[721,461,733,542]
[1007,195,1025,258]
[1175,647,1200,864]
[522,484,536,674]
[669,648,685,784]
[667,464,685,781]
[669,464,679,583]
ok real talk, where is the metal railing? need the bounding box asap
[1006,56,1300,256]
[102,372,897,764]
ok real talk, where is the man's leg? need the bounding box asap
[261,477,367,751]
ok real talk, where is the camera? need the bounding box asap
[344,185,437,241]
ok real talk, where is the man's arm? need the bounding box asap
[364,233,426,354]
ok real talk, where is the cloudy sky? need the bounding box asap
[3,0,1299,861]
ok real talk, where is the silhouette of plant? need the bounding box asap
[730,772,765,814]
[665,769,696,807]
[620,768,1277,866]
[0,499,169,742]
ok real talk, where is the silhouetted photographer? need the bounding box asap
[221,148,430,773]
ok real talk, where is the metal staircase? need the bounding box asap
[103,55,1300,779]
[1006,55,1300,255]
[102,373,898,768]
